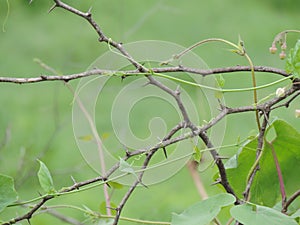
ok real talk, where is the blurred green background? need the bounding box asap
[0,0,299,224]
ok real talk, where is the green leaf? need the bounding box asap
[192,145,201,162]
[99,201,117,216]
[226,120,300,206]
[119,158,136,176]
[107,181,123,189]
[286,39,300,78]
[226,139,257,198]
[37,160,56,193]
[252,120,300,206]
[0,174,18,213]
[171,193,235,225]
[231,204,298,225]
[215,74,225,87]
[291,209,300,219]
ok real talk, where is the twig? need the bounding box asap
[0,66,290,84]
[43,209,85,225]
[243,112,269,201]
[282,189,300,213]
[199,131,240,203]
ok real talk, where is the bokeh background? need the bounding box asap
[0,0,299,224]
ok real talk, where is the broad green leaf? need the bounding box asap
[231,204,298,225]
[226,139,257,198]
[251,120,300,206]
[0,174,18,213]
[37,160,55,193]
[291,209,300,219]
[226,120,300,206]
[171,193,235,225]
[286,39,300,78]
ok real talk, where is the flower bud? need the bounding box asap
[279,51,286,60]
[295,109,300,118]
[269,45,277,54]
[275,87,285,97]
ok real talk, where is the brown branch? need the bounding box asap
[2,1,300,225]
[282,189,300,213]
[2,84,300,225]
[0,65,290,84]
[199,131,240,203]
[52,0,146,72]
[2,196,53,225]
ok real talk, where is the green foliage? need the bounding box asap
[107,181,123,189]
[231,204,298,225]
[226,120,300,206]
[37,160,56,194]
[0,174,18,213]
[286,39,300,78]
[171,193,235,225]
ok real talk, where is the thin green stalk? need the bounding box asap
[150,72,292,93]
[43,205,171,225]
[244,53,261,130]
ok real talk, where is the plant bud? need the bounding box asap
[295,109,300,118]
[269,45,277,54]
[275,87,285,97]
[279,51,286,60]
[281,42,287,50]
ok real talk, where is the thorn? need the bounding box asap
[70,176,79,190]
[98,36,105,42]
[102,177,111,188]
[162,147,168,159]
[142,81,151,87]
[217,99,226,110]
[121,75,127,81]
[139,180,148,189]
[87,6,92,14]
[48,4,57,13]
[105,182,111,188]
[40,75,47,80]
[211,178,221,186]
[71,175,76,184]
[216,155,229,160]
[175,85,181,95]
[107,206,117,211]
[122,145,131,157]
[27,219,31,225]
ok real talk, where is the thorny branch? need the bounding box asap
[1,1,300,225]
[0,65,291,84]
